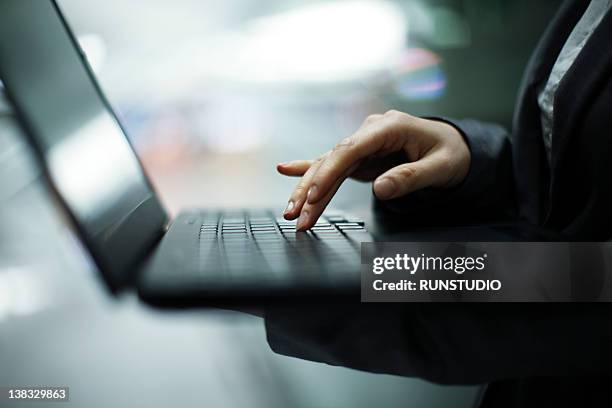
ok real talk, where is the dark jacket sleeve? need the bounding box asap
[374,118,517,224]
[265,303,612,385]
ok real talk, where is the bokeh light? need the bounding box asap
[393,47,446,100]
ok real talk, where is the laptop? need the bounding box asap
[0,0,373,305]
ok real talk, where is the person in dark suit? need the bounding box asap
[268,1,612,406]
[278,0,612,240]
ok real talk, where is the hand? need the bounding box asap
[277,110,471,230]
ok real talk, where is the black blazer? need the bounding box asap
[442,0,611,240]
[377,0,612,241]
[265,2,612,407]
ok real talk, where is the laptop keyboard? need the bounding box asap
[196,210,369,280]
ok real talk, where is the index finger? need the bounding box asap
[277,160,313,177]
[306,129,387,204]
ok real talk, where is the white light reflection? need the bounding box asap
[194,95,268,153]
[48,114,146,223]
[0,267,51,322]
[202,1,407,83]
[77,33,107,73]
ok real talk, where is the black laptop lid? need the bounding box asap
[0,0,168,290]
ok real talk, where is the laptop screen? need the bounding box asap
[0,0,168,289]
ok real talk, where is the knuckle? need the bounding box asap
[364,114,382,124]
[383,110,406,129]
[293,184,308,196]
[383,109,403,120]
[396,165,417,181]
[384,109,416,128]
[384,109,400,116]
[333,137,354,152]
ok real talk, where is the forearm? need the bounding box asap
[265,303,612,385]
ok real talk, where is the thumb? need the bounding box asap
[372,153,449,200]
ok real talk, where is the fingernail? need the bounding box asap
[284,200,294,215]
[374,177,396,199]
[307,185,319,203]
[297,210,310,230]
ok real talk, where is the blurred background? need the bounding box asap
[1,0,560,407]
[60,0,560,214]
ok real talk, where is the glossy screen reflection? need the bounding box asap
[0,0,166,287]
[48,113,151,234]
[0,0,153,237]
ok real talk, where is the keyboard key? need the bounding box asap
[194,209,369,283]
[222,218,245,224]
[311,226,335,231]
[346,218,365,225]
